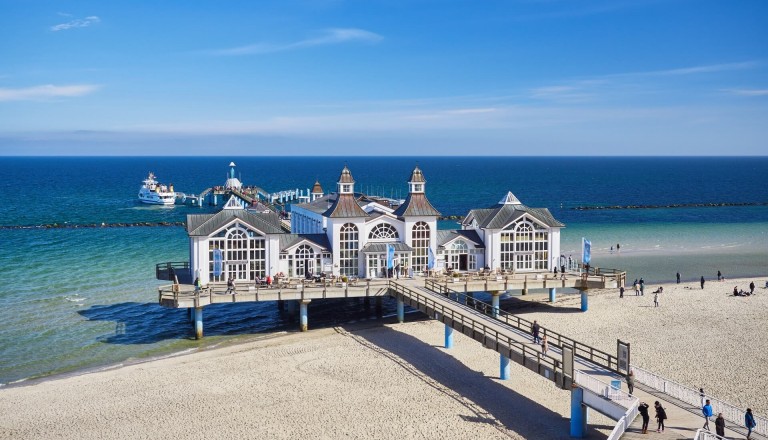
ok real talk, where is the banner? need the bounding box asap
[582,238,591,265]
[427,247,435,269]
[213,249,223,276]
[386,243,395,269]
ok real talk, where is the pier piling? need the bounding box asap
[397,299,404,323]
[444,324,454,349]
[194,307,203,340]
[299,300,310,332]
[491,292,500,318]
[570,387,587,438]
[500,354,510,380]
[580,291,588,312]
[549,288,557,303]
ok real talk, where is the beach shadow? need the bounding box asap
[346,324,609,440]
[77,301,287,344]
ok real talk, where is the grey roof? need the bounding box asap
[279,233,332,251]
[463,203,565,229]
[408,166,426,183]
[436,229,485,248]
[361,242,413,253]
[393,193,441,217]
[187,210,284,236]
[323,193,369,218]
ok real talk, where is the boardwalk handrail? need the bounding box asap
[573,371,639,440]
[632,365,767,437]
[424,279,622,373]
[693,429,728,440]
[387,281,565,386]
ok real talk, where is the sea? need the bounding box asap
[1,156,766,387]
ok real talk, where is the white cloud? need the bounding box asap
[211,28,383,55]
[0,84,101,101]
[51,16,100,32]
[605,61,759,79]
[724,88,768,97]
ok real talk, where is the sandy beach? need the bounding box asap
[1,276,765,439]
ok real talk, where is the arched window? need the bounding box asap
[208,223,265,282]
[411,221,430,272]
[339,223,359,276]
[294,245,315,277]
[369,223,399,240]
[450,240,468,252]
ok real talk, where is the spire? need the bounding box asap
[337,166,355,194]
[311,180,324,201]
[408,166,426,194]
[499,191,522,205]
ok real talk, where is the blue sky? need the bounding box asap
[1,0,766,155]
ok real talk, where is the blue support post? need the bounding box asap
[500,354,510,380]
[580,291,588,312]
[444,324,454,348]
[194,307,203,340]
[570,387,587,437]
[549,288,557,303]
[491,293,500,318]
[300,300,309,332]
[397,299,404,323]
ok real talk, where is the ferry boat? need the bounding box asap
[138,172,176,205]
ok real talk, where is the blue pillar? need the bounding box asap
[580,291,588,312]
[194,307,203,340]
[444,324,454,348]
[549,288,557,302]
[500,354,510,380]
[491,293,500,318]
[300,300,309,332]
[570,387,587,438]
[397,299,404,323]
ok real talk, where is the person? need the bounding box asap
[616,243,620,253]
[746,408,756,439]
[266,275,272,287]
[715,412,725,437]
[717,270,722,281]
[634,279,640,296]
[532,320,540,344]
[638,402,650,434]
[750,281,756,295]
[702,399,713,430]
[701,276,705,289]
[699,388,706,408]
[655,401,667,432]
[560,265,566,280]
[254,275,262,286]
[639,278,645,296]
[395,263,401,280]
[226,276,235,294]
[734,286,740,296]
[619,285,625,298]
[654,290,659,307]
[676,271,681,284]
[610,245,613,254]
[626,370,635,395]
[193,277,200,291]
[541,334,548,355]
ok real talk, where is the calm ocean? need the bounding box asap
[1,156,766,386]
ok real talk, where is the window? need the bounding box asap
[339,223,359,276]
[498,218,548,272]
[369,223,399,240]
[411,221,430,272]
[208,223,265,282]
[293,245,316,277]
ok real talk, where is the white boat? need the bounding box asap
[138,172,176,205]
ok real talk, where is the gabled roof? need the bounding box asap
[323,193,369,218]
[279,234,332,252]
[186,210,284,237]
[462,203,564,229]
[393,193,441,217]
[436,229,485,248]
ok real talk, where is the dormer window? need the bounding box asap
[342,184,352,193]
[413,184,423,192]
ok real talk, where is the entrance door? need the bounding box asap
[227,262,248,281]
[515,254,533,271]
[459,254,468,271]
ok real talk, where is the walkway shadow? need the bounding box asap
[77,301,286,344]
[345,324,610,440]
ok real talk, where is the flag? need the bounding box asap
[582,238,591,265]
[386,243,395,269]
[428,247,435,269]
[213,249,223,276]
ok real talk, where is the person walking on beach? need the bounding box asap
[626,370,635,395]
[750,281,756,295]
[620,285,625,298]
[717,270,722,281]
[541,334,548,355]
[638,402,650,434]
[715,413,725,437]
[701,276,706,289]
[676,272,681,284]
[655,401,667,432]
[702,399,713,430]
[654,290,659,307]
[532,320,541,344]
[617,243,620,253]
[634,279,640,296]
[639,278,645,296]
[746,408,757,439]
[610,245,613,254]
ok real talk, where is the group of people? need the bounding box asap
[733,281,756,296]
[700,388,758,438]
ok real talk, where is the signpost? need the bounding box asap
[617,339,631,374]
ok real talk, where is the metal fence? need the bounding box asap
[573,370,639,440]
[632,365,766,436]
[693,429,728,440]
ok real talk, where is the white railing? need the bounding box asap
[693,429,728,440]
[632,365,766,436]
[574,371,639,440]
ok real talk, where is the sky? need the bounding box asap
[0,0,767,156]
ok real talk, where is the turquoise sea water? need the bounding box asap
[0,156,766,386]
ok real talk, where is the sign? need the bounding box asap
[562,344,574,379]
[617,339,631,373]
[427,247,435,269]
[582,238,592,265]
[213,249,223,277]
[386,244,395,269]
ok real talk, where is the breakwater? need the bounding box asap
[0,221,186,230]
[571,202,768,211]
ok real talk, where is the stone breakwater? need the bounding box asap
[571,202,768,210]
[0,222,186,230]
